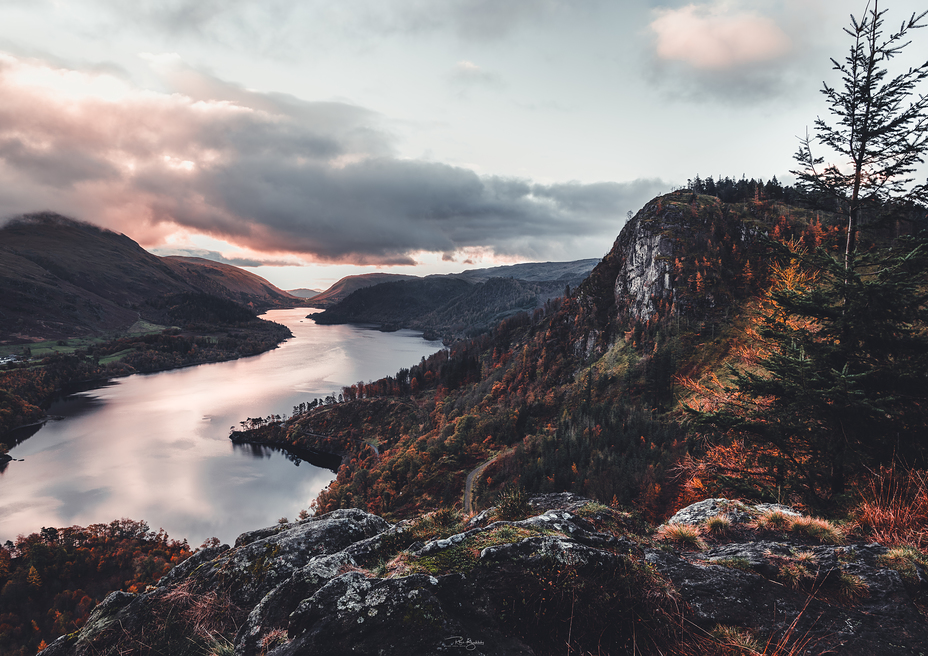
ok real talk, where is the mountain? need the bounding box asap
[310,277,472,332]
[448,258,600,283]
[310,259,599,340]
[307,273,418,308]
[287,288,323,299]
[17,190,928,656]
[243,190,896,520]
[0,214,298,343]
[161,257,299,310]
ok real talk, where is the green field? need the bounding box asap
[0,320,172,360]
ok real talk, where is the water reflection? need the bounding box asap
[231,442,341,472]
[0,309,441,545]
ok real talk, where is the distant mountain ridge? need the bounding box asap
[0,213,298,343]
[447,258,600,283]
[287,288,323,299]
[307,273,419,308]
[310,259,599,340]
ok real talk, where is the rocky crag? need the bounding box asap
[42,495,928,655]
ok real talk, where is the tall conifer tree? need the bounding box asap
[792,0,928,264]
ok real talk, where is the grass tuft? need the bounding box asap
[494,485,530,521]
[711,557,753,573]
[710,624,762,654]
[755,509,794,531]
[705,514,732,536]
[789,516,844,544]
[656,523,707,550]
[855,465,928,548]
[835,571,868,601]
[877,545,928,582]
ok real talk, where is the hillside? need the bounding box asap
[0,214,300,343]
[287,288,323,299]
[161,257,299,310]
[238,189,927,520]
[306,273,418,308]
[310,259,598,340]
[11,188,928,656]
[448,258,600,283]
[309,276,472,334]
[0,214,197,342]
[0,214,297,436]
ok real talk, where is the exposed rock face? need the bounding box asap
[613,205,676,322]
[664,498,799,525]
[607,191,762,325]
[41,497,928,656]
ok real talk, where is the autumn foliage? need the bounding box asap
[0,519,191,656]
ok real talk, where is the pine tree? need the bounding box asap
[693,239,928,506]
[27,565,42,589]
[792,1,928,266]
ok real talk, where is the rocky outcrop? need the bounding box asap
[613,204,677,322]
[41,496,928,656]
[609,191,761,324]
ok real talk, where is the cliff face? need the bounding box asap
[613,204,676,322]
[41,496,928,656]
[610,191,760,324]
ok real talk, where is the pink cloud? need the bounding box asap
[650,3,792,70]
[0,53,666,264]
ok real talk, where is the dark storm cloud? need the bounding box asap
[148,248,270,267]
[0,54,667,263]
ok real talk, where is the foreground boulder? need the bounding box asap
[42,496,928,655]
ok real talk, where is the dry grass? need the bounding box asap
[158,581,242,640]
[854,465,928,548]
[755,509,794,532]
[834,572,869,602]
[789,516,844,545]
[705,514,732,536]
[657,523,707,550]
[705,625,763,654]
[678,606,821,656]
[877,546,928,583]
[777,561,815,589]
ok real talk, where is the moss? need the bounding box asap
[404,526,552,576]
[711,557,753,573]
[414,544,478,575]
[400,598,444,631]
[878,546,928,583]
[575,501,611,518]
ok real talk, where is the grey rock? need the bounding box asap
[41,497,928,656]
[665,498,798,526]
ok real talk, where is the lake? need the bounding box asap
[0,309,442,546]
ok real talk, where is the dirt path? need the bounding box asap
[463,447,515,515]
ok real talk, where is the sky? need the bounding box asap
[1,0,925,291]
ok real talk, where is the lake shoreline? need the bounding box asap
[0,318,293,440]
[0,309,444,546]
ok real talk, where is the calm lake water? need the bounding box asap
[0,309,442,546]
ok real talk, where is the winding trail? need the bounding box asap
[463,447,516,516]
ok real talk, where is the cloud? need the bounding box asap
[90,0,271,36]
[449,60,502,87]
[651,2,791,70]
[0,53,666,264]
[647,1,801,102]
[148,247,293,268]
[84,0,586,45]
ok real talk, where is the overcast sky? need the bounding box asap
[1,0,925,290]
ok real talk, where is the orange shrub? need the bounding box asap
[854,465,928,548]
